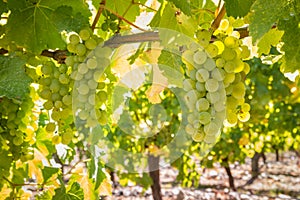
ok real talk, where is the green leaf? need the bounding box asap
[5,0,90,53]
[257,29,284,56]
[249,0,289,42]
[150,3,197,37]
[158,49,184,87]
[106,0,140,22]
[52,6,90,32]
[0,1,7,15]
[42,166,59,184]
[278,16,300,72]
[53,182,84,200]
[0,55,31,100]
[224,0,254,17]
[169,0,191,16]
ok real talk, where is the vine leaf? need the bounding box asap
[53,181,84,200]
[0,55,31,100]
[5,0,90,53]
[106,0,142,22]
[278,16,300,72]
[249,0,289,43]
[150,3,197,38]
[169,0,192,16]
[257,29,284,56]
[224,0,255,18]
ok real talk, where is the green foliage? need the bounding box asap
[0,55,30,100]
[224,0,255,18]
[53,181,84,200]
[5,0,90,53]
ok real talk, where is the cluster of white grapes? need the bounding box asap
[182,19,251,143]
[0,92,36,161]
[66,28,112,133]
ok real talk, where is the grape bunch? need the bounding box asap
[0,93,37,162]
[101,10,119,32]
[182,19,251,143]
[65,28,113,134]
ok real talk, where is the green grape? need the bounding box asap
[94,46,112,58]
[51,93,61,102]
[85,38,97,50]
[79,28,91,41]
[205,79,219,92]
[224,36,239,48]
[88,94,95,105]
[196,29,211,47]
[231,82,245,99]
[52,135,61,145]
[204,121,219,136]
[187,69,197,80]
[67,43,76,53]
[196,82,206,92]
[226,112,238,125]
[192,130,205,142]
[182,79,195,91]
[59,64,68,73]
[241,103,251,112]
[187,113,198,124]
[97,91,108,102]
[219,19,230,31]
[98,111,108,125]
[87,58,97,69]
[41,64,53,75]
[233,73,242,84]
[78,110,89,120]
[223,73,235,85]
[75,43,87,56]
[50,79,60,93]
[62,95,72,106]
[43,101,53,110]
[237,111,250,122]
[54,101,63,109]
[199,112,211,125]
[101,23,108,31]
[78,84,89,95]
[196,68,209,83]
[97,82,106,89]
[216,58,226,68]
[205,43,219,58]
[59,74,69,84]
[214,101,226,112]
[185,124,197,135]
[51,110,61,121]
[213,41,225,54]
[13,136,23,146]
[211,68,225,81]
[233,59,245,73]
[240,45,251,59]
[59,86,69,96]
[196,98,210,112]
[243,62,250,74]
[39,77,51,86]
[184,90,199,109]
[62,130,73,145]
[224,61,235,73]
[193,50,207,65]
[203,58,216,71]
[222,48,237,61]
[78,63,88,74]
[206,91,220,104]
[69,34,80,44]
[204,134,216,144]
[182,50,195,70]
[65,56,75,66]
[46,122,56,132]
[88,79,98,90]
[40,88,52,100]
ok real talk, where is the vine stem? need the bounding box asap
[101,5,147,32]
[210,3,226,32]
[91,0,106,31]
